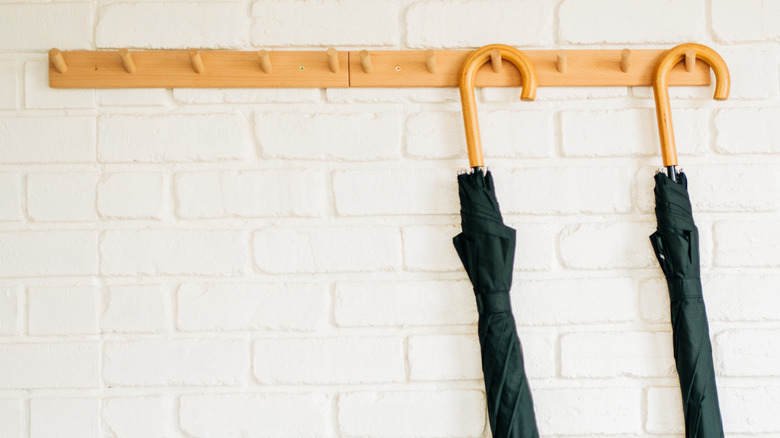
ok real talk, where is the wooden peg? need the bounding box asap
[188,49,204,74]
[425,50,437,73]
[258,50,272,73]
[490,49,502,73]
[360,50,372,73]
[556,50,566,73]
[49,48,67,74]
[620,48,631,73]
[327,48,339,73]
[685,49,696,72]
[118,49,136,74]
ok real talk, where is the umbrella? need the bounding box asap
[453,44,539,438]
[650,43,730,437]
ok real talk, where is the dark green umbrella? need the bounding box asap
[453,169,538,437]
[650,43,729,437]
[453,44,539,437]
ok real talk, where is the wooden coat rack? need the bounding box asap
[48,48,712,89]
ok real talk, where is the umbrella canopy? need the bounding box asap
[453,169,538,437]
[650,43,729,437]
[650,172,723,437]
[454,44,539,438]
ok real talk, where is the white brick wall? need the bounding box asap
[30,398,99,438]
[338,390,486,437]
[1,2,777,437]
[180,393,332,437]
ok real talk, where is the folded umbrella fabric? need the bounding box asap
[453,169,539,438]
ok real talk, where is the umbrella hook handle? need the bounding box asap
[653,43,730,180]
[460,44,538,169]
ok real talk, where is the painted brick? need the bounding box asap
[0,174,21,221]
[712,0,780,42]
[100,230,247,276]
[0,231,98,277]
[0,288,20,335]
[180,393,331,438]
[406,111,553,160]
[251,0,397,47]
[175,170,325,219]
[0,399,22,438]
[27,173,97,222]
[720,386,780,433]
[497,166,633,214]
[638,277,670,323]
[534,388,641,435]
[483,86,628,102]
[717,329,780,377]
[408,334,481,381]
[97,2,248,49]
[0,117,95,163]
[516,332,557,379]
[28,287,98,336]
[402,225,464,272]
[173,88,320,104]
[339,391,486,437]
[505,222,558,271]
[646,387,684,434]
[98,173,164,219]
[406,0,553,48]
[0,62,17,109]
[560,222,658,269]
[637,165,778,213]
[562,109,708,157]
[562,109,657,157]
[98,89,171,107]
[514,277,637,325]
[103,339,249,386]
[704,275,780,322]
[30,398,98,438]
[561,331,675,378]
[559,0,705,43]
[0,343,99,388]
[719,48,780,100]
[25,61,94,109]
[334,169,458,216]
[327,88,459,104]
[98,115,250,163]
[334,280,476,327]
[254,337,404,384]
[714,221,780,267]
[716,108,780,154]
[254,227,401,274]
[101,285,170,333]
[177,283,327,331]
[0,3,92,50]
[256,111,402,160]
[102,397,175,438]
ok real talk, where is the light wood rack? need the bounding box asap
[48,48,711,89]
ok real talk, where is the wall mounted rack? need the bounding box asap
[48,48,711,89]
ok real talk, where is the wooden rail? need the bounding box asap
[48,48,711,89]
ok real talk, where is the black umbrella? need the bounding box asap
[453,44,539,437]
[650,43,730,437]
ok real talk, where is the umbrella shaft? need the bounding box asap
[666,166,677,182]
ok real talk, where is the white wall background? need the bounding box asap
[0,0,778,437]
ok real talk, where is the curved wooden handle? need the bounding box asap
[460,44,538,168]
[653,43,730,167]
